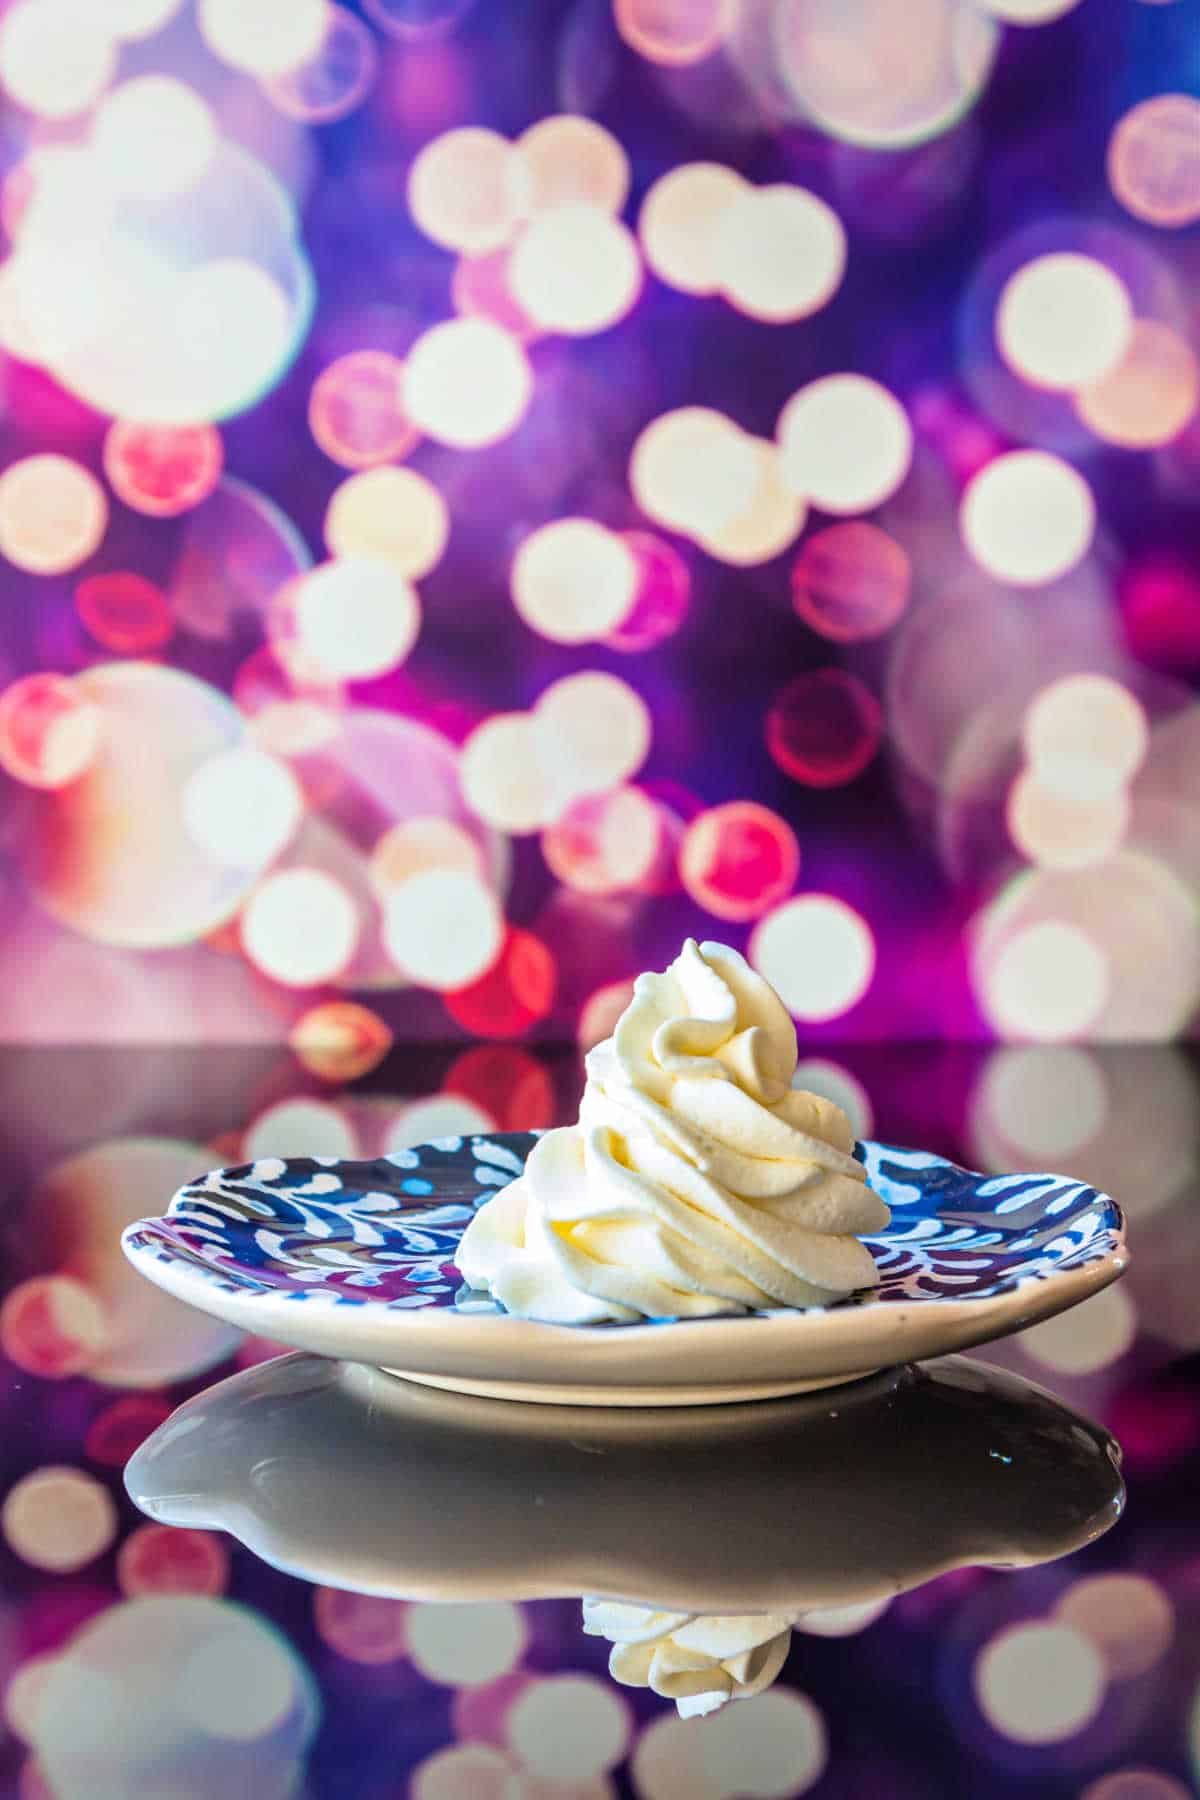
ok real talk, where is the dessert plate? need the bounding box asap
[125,1352,1125,1612]
[121,1133,1127,1405]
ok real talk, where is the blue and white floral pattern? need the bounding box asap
[121,1134,1123,1322]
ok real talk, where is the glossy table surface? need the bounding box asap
[1,1043,1197,1800]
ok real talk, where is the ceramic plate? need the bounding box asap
[121,1133,1127,1405]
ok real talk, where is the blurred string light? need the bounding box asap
[792,522,911,641]
[308,351,419,470]
[508,204,643,335]
[973,1621,1105,1745]
[766,669,883,786]
[960,451,1094,585]
[792,1058,873,1138]
[92,77,217,202]
[511,518,639,643]
[381,868,504,989]
[369,817,484,895]
[451,249,540,340]
[1019,1281,1137,1372]
[443,923,558,1035]
[197,0,328,77]
[403,318,533,448]
[460,711,567,833]
[1107,94,1200,230]
[630,406,760,539]
[506,1676,630,1784]
[279,557,422,680]
[244,1095,358,1159]
[363,0,477,36]
[0,456,108,576]
[241,866,361,987]
[313,1589,409,1664]
[408,127,529,255]
[606,531,691,651]
[103,422,224,519]
[978,0,1082,16]
[1023,674,1148,801]
[181,746,304,870]
[701,439,806,567]
[100,0,184,37]
[777,376,912,514]
[118,1524,231,1599]
[1006,771,1129,871]
[541,787,662,893]
[535,670,652,800]
[0,1275,109,1379]
[614,0,732,64]
[2,1468,117,1574]
[264,4,380,123]
[995,253,1133,392]
[1054,1576,1173,1686]
[324,467,449,580]
[516,115,630,214]
[679,801,800,922]
[751,894,875,1021]
[632,1690,828,1800]
[0,674,102,789]
[639,162,751,296]
[407,1602,528,1686]
[0,0,117,118]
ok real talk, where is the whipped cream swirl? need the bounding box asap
[583,1599,795,1718]
[454,938,888,1323]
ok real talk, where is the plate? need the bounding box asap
[125,1352,1124,1613]
[121,1133,1128,1406]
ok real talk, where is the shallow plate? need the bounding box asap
[122,1133,1127,1405]
[125,1353,1124,1613]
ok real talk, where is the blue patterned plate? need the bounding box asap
[121,1134,1127,1405]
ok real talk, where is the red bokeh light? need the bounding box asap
[679,801,800,922]
[443,927,557,1037]
[117,1523,231,1597]
[313,1586,409,1663]
[791,522,911,643]
[1120,555,1200,677]
[766,668,884,787]
[103,421,224,519]
[0,673,101,789]
[443,1044,556,1130]
[289,1000,394,1082]
[308,350,419,470]
[605,530,691,653]
[75,572,174,655]
[451,249,540,341]
[84,1395,174,1467]
[0,1275,108,1379]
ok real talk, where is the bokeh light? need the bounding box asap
[75,573,173,656]
[639,161,750,296]
[516,115,630,215]
[630,406,760,539]
[0,455,108,576]
[979,0,1082,16]
[632,1690,828,1799]
[772,0,999,149]
[976,917,1109,1041]
[460,712,563,834]
[714,183,846,323]
[404,319,534,449]
[1023,674,1148,801]
[284,558,422,680]
[1019,1282,1137,1373]
[382,868,503,989]
[244,1096,358,1161]
[508,205,642,336]
[0,0,117,118]
[442,925,557,1036]
[973,1621,1105,1744]
[614,0,731,65]
[92,77,217,203]
[265,4,380,123]
[2,1468,117,1574]
[511,518,639,643]
[534,671,652,801]
[102,0,183,37]
[85,1396,174,1467]
[960,451,1095,586]
[1006,770,1129,870]
[197,0,327,77]
[0,1275,109,1379]
[369,817,484,895]
[751,895,874,1021]
[289,1000,394,1080]
[995,253,1133,391]
[578,977,638,1049]
[407,1603,527,1687]
[0,674,102,790]
[777,376,912,515]
[324,467,450,580]
[606,531,691,651]
[791,522,911,642]
[506,1677,630,1784]
[541,787,662,892]
[182,746,304,869]
[766,669,884,786]
[701,439,806,566]
[117,1525,231,1599]
[412,1744,515,1799]
[313,1589,409,1664]
[792,1058,874,1138]
[1055,1575,1173,1682]
[364,0,476,34]
[1075,320,1199,449]
[308,351,418,470]
[103,422,224,519]
[444,1043,554,1129]
[679,801,800,922]
[1108,95,1200,230]
[408,128,528,256]
[241,867,361,987]
[1082,1777,1193,1800]
[451,249,540,340]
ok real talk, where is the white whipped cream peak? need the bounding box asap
[454,938,889,1323]
[582,1598,794,1718]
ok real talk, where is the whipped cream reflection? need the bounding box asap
[583,1599,795,1717]
[454,938,889,1323]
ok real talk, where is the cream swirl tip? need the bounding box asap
[454,938,889,1323]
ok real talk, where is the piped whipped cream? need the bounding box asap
[583,1599,795,1718]
[454,938,889,1323]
